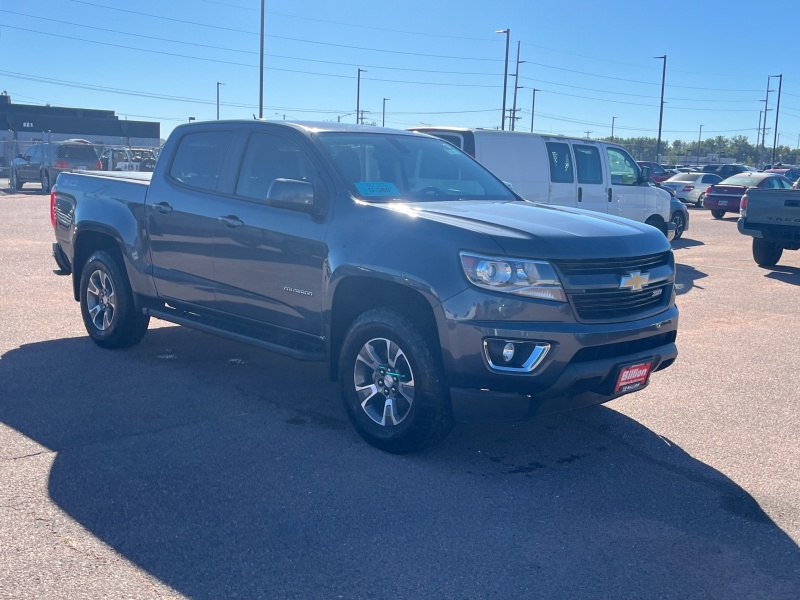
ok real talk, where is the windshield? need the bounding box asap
[316,132,516,202]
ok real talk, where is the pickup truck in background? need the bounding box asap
[51,121,678,453]
[739,188,800,266]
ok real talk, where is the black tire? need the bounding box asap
[711,209,726,219]
[339,308,453,453]
[752,238,783,267]
[645,215,667,237]
[40,170,50,194]
[79,250,149,349]
[671,211,685,239]
[12,170,23,191]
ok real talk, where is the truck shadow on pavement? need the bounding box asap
[1,327,799,599]
[675,263,708,296]
[764,264,800,287]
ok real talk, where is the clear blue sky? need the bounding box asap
[2,0,798,146]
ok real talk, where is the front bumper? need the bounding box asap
[439,291,678,423]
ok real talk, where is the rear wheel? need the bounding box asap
[671,211,686,239]
[339,308,453,453]
[645,215,667,237]
[79,250,149,348]
[12,170,23,190]
[711,209,726,219]
[752,238,783,267]
[696,193,705,207]
[40,170,50,194]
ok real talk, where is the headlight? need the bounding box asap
[459,252,566,302]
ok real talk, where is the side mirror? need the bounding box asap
[639,165,651,183]
[266,178,315,212]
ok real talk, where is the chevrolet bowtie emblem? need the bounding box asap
[620,271,650,291]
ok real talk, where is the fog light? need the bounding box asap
[502,343,515,362]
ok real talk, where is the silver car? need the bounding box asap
[661,172,722,207]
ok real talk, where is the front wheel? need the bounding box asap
[710,209,726,219]
[79,250,149,348]
[40,170,50,194]
[339,308,453,453]
[752,238,783,267]
[671,211,685,239]
[12,170,23,190]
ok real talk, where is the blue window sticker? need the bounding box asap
[354,182,400,196]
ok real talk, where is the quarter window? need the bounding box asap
[546,142,574,183]
[169,130,233,192]
[573,145,603,184]
[606,147,639,185]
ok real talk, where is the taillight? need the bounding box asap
[55,160,67,169]
[705,186,713,195]
[95,161,102,169]
[50,184,58,229]
[682,185,695,192]
[740,194,748,216]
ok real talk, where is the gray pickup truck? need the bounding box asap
[51,121,678,453]
[738,188,800,266]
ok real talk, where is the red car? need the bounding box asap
[637,161,671,183]
[702,172,793,219]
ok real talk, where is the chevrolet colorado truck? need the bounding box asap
[739,188,800,266]
[51,121,678,453]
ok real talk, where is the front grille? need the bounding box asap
[553,251,670,276]
[569,280,672,321]
[571,330,677,365]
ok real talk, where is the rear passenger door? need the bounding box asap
[545,141,577,208]
[572,143,607,214]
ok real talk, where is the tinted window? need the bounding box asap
[701,174,722,184]
[723,176,761,186]
[169,130,233,192]
[670,173,698,182]
[434,134,464,150]
[573,145,603,184]
[57,144,99,161]
[606,147,639,185]
[236,133,318,201]
[546,142,574,183]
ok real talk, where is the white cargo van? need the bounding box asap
[410,127,674,236]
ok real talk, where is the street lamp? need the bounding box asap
[530,88,539,133]
[382,98,390,127]
[356,68,367,125]
[611,116,617,142]
[496,29,510,130]
[696,125,703,167]
[654,55,667,163]
[216,81,225,120]
[188,117,195,123]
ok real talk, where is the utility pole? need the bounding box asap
[382,98,390,127]
[356,68,367,124]
[510,41,525,132]
[584,131,593,139]
[496,29,510,130]
[258,0,264,118]
[654,55,667,163]
[756,110,762,151]
[611,116,617,142]
[772,74,783,165]
[216,81,224,120]
[760,76,774,167]
[530,88,539,133]
[696,125,703,167]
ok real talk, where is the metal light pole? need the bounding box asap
[496,29,510,130]
[654,55,667,163]
[761,77,774,167]
[188,116,195,123]
[259,0,264,118]
[382,98,390,127]
[510,41,525,131]
[216,82,224,120]
[772,74,783,165]
[611,116,617,142]
[530,88,539,133]
[356,68,367,125]
[696,125,703,167]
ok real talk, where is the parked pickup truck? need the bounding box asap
[739,188,800,266]
[51,121,679,453]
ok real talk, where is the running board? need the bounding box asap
[144,307,326,362]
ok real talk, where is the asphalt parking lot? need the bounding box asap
[1,188,798,599]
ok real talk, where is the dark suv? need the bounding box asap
[701,164,749,179]
[12,140,101,193]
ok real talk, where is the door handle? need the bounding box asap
[218,215,244,228]
[578,186,583,202]
[607,188,612,202]
[153,202,173,214]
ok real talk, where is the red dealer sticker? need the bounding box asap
[614,361,653,394]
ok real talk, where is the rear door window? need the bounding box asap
[701,174,722,184]
[169,130,233,192]
[573,145,603,184]
[545,142,574,183]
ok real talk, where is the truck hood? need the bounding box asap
[371,200,669,259]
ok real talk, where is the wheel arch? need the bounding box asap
[71,227,127,302]
[328,276,443,381]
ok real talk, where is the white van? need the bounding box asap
[410,127,674,237]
